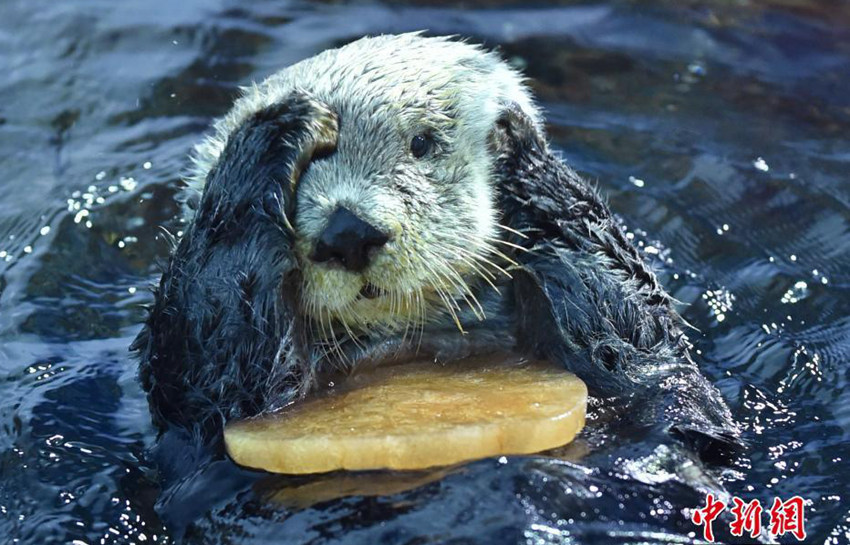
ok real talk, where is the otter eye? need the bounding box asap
[410,134,432,159]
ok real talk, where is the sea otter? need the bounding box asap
[134,33,739,465]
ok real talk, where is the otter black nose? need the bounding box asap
[312,206,389,272]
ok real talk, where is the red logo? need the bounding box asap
[769,496,806,541]
[730,498,762,539]
[691,493,725,542]
[691,494,807,542]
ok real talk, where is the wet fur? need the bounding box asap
[135,39,740,461]
[492,105,739,461]
[133,98,321,436]
[184,34,541,337]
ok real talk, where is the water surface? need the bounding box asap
[1,1,849,543]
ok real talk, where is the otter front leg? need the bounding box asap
[134,96,338,438]
[512,261,741,461]
[492,104,740,461]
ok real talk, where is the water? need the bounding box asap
[1,1,848,543]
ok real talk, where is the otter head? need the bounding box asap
[188,34,542,339]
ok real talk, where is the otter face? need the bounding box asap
[293,86,502,336]
[187,34,541,339]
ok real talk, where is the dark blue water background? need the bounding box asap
[1,1,848,543]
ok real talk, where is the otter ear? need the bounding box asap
[488,101,546,158]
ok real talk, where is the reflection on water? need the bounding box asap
[0,0,848,543]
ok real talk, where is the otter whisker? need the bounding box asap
[438,240,504,294]
[394,291,417,361]
[444,237,515,280]
[338,310,366,354]
[419,256,466,332]
[483,236,532,254]
[313,307,334,362]
[303,297,324,358]
[451,252,501,295]
[157,225,179,250]
[436,287,465,333]
[422,249,485,323]
[441,241,499,282]
[496,223,530,239]
[414,286,427,354]
[442,231,519,273]
[433,255,486,321]
[479,246,521,270]
[398,289,420,353]
[421,250,466,297]
[318,307,350,371]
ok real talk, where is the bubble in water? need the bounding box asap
[781,281,809,304]
[702,288,735,323]
[687,61,706,76]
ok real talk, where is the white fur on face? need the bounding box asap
[184,33,541,338]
